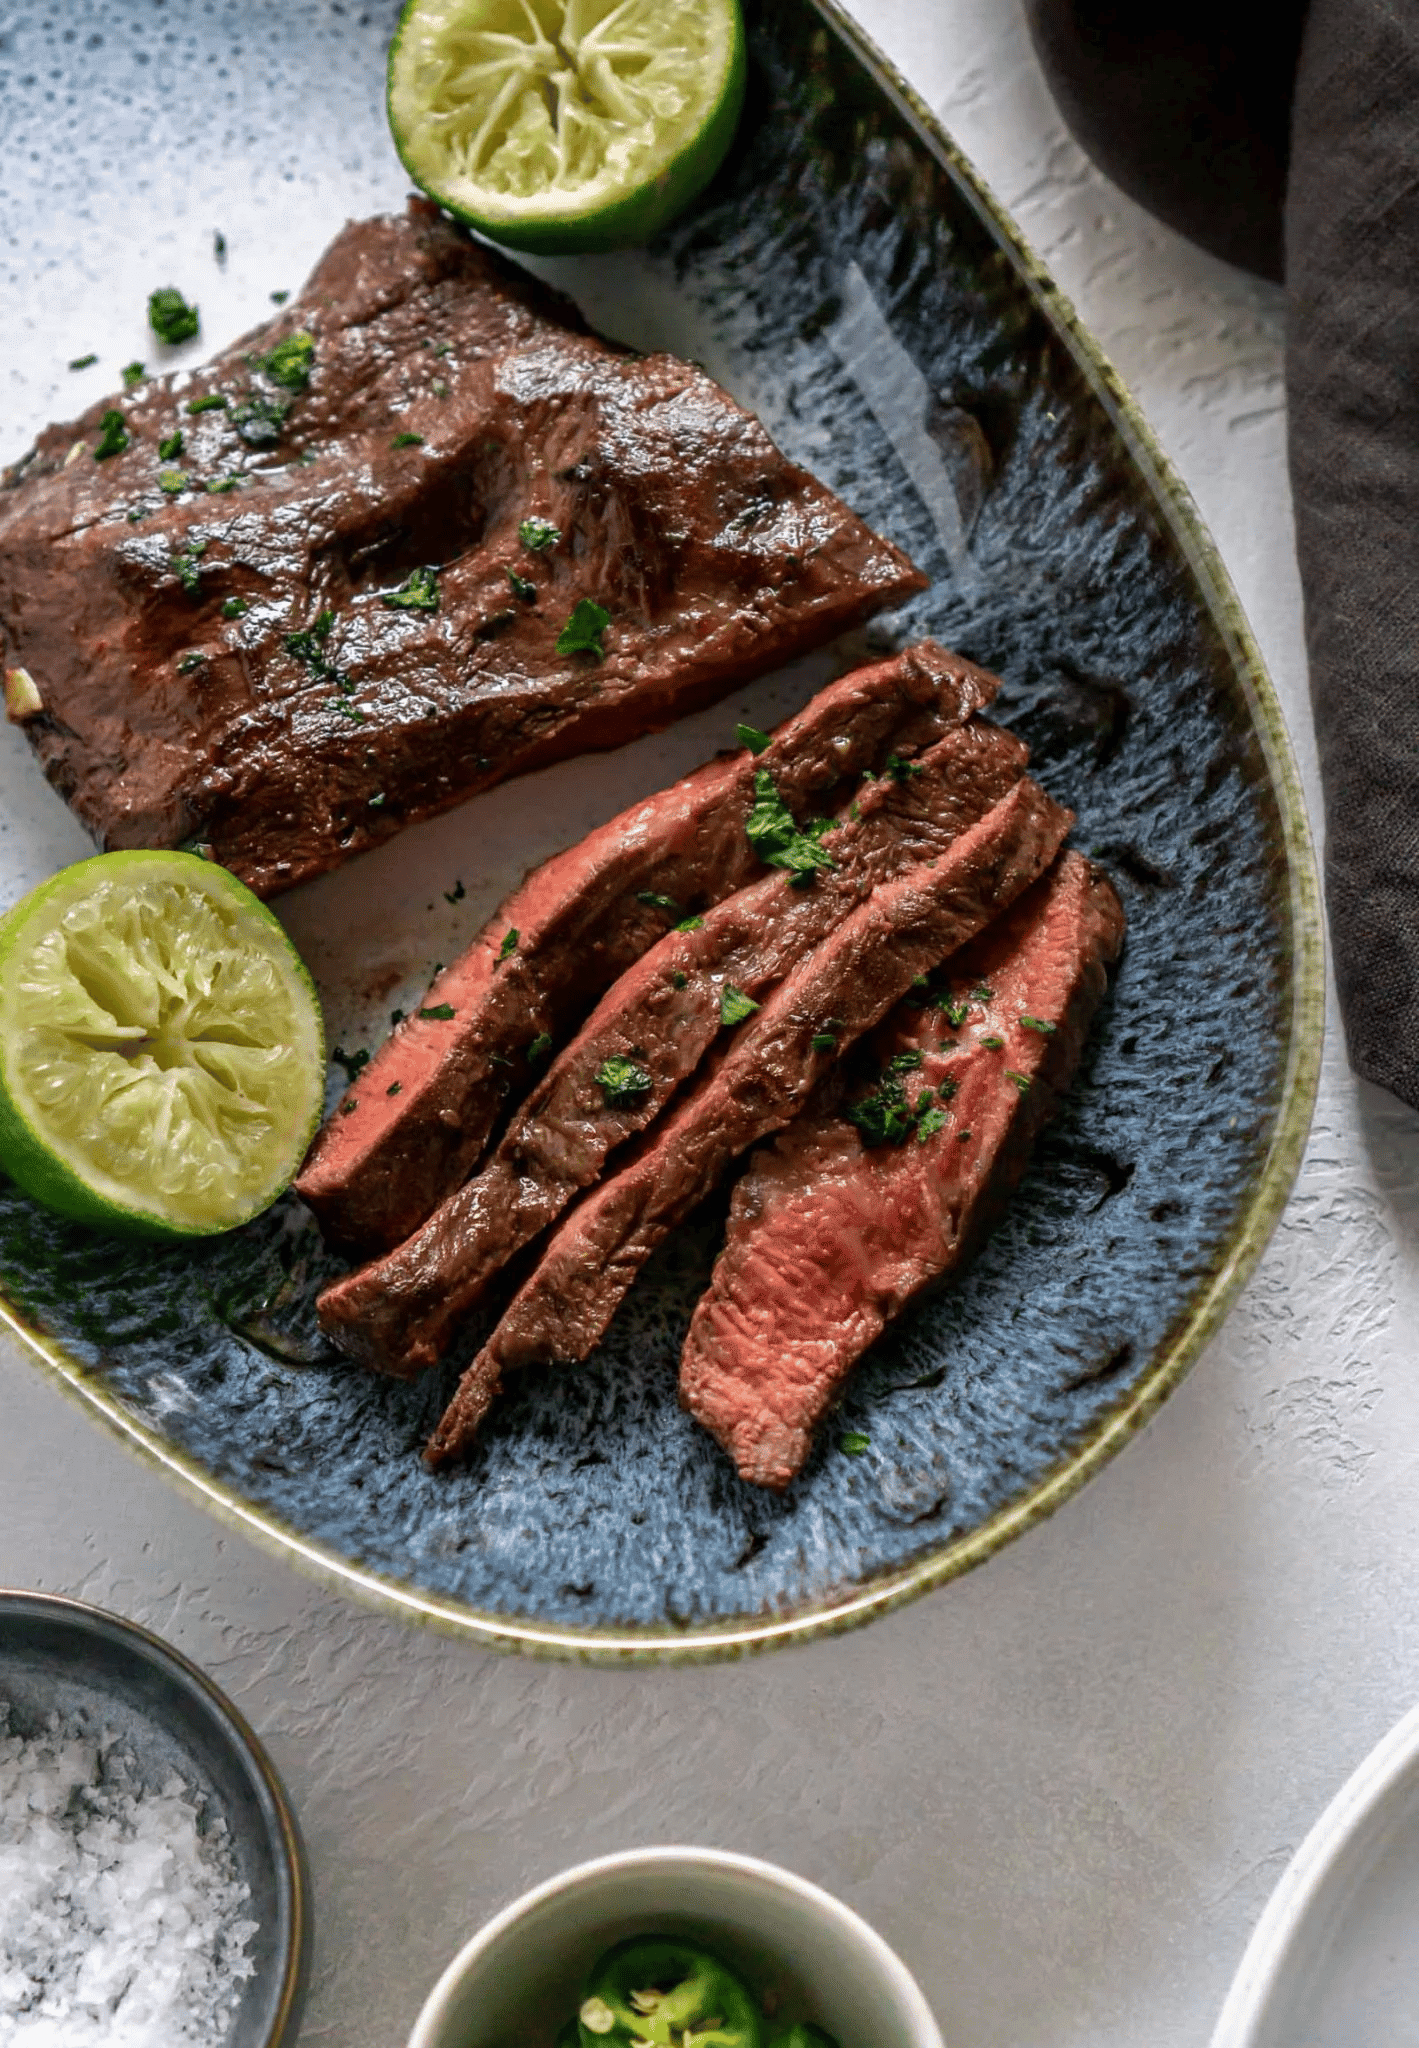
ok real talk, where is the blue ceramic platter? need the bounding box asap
[0,0,1321,1658]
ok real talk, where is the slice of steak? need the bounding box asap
[0,199,925,900]
[424,777,1073,1467]
[680,852,1125,1489]
[297,640,999,1253]
[317,716,1029,1374]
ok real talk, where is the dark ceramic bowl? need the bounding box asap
[0,1591,309,2048]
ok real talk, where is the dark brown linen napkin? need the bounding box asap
[1027,0,1419,1112]
[1287,0,1419,1108]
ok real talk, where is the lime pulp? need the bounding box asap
[0,852,325,1239]
[387,0,746,254]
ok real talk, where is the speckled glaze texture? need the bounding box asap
[0,0,1320,1658]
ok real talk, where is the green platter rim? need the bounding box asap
[0,0,1325,1665]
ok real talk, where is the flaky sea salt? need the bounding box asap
[0,1704,259,2046]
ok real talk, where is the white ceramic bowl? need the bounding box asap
[1210,1700,1419,2047]
[407,1846,944,2048]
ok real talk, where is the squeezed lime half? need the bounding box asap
[387,0,746,254]
[0,852,325,1240]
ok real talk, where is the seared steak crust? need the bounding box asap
[297,641,999,1252]
[0,200,925,898]
[424,777,1073,1467]
[317,714,1028,1375]
[680,853,1125,1489]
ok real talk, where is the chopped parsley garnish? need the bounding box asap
[391,1008,405,1026]
[430,378,449,398]
[286,608,351,691]
[418,1003,457,1021]
[259,330,315,390]
[1004,1069,1033,1093]
[676,914,705,932]
[636,891,678,910]
[158,430,184,460]
[1020,1015,1057,1035]
[937,995,969,1027]
[938,1078,959,1100]
[391,431,424,448]
[176,651,206,675]
[915,1105,949,1142]
[121,361,146,389]
[387,1080,402,1096]
[213,231,227,263]
[848,797,861,822]
[158,469,187,494]
[221,596,248,619]
[735,722,772,755]
[887,1049,924,1072]
[443,879,465,904]
[744,769,837,878]
[68,353,97,371]
[331,699,367,723]
[507,567,537,602]
[958,1128,973,1141]
[527,1032,553,1063]
[270,289,289,305]
[811,1032,837,1052]
[720,983,759,1027]
[594,1054,653,1107]
[671,971,688,990]
[339,1098,358,1116]
[884,752,923,782]
[969,984,995,1001]
[519,517,560,552]
[93,410,130,461]
[496,928,518,964]
[185,392,228,415]
[979,1035,1004,1050]
[172,539,207,595]
[368,792,386,807]
[331,1046,369,1085]
[382,565,440,614]
[555,598,610,657]
[840,1432,871,1456]
[206,475,240,493]
[149,287,199,345]
[232,391,290,447]
[845,1075,919,1146]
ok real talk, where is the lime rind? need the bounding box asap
[0,852,324,1241]
[388,0,746,254]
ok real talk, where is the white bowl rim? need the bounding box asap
[1209,1698,1419,2047]
[406,1843,944,2048]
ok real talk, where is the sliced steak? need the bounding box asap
[297,640,1000,1252]
[0,199,925,900]
[424,777,1073,1467]
[318,716,1029,1374]
[680,852,1125,1489]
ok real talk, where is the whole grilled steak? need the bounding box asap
[424,777,1073,1467]
[297,641,998,1252]
[680,852,1125,1489]
[318,714,1028,1376]
[0,199,925,899]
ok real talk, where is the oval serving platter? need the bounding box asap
[0,0,1321,1661]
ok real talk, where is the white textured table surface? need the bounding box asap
[4,4,1419,2044]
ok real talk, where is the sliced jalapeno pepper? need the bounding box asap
[767,2027,842,2048]
[578,1936,764,2048]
